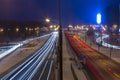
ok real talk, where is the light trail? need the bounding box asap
[1,32,58,80]
[96,34,120,49]
[0,33,51,59]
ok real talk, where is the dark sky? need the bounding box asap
[0,0,119,26]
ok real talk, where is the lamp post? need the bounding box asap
[58,0,63,80]
[45,18,52,32]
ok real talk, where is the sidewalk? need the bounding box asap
[77,33,120,63]
[62,33,74,80]
[63,33,87,80]
[72,62,87,80]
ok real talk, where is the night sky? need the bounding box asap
[0,0,119,27]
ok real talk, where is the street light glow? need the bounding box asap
[50,25,53,28]
[97,13,101,24]
[16,28,19,32]
[0,28,4,32]
[45,18,50,23]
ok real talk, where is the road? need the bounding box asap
[1,32,58,80]
[96,34,120,49]
[0,33,51,60]
[65,31,120,80]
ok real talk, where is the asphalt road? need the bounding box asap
[65,32,120,80]
[1,32,58,80]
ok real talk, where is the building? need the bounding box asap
[102,4,120,34]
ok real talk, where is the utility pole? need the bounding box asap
[58,0,63,80]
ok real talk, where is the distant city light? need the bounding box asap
[86,27,89,31]
[0,28,4,32]
[102,26,106,31]
[92,26,96,30]
[112,24,118,30]
[16,28,19,32]
[50,25,53,28]
[97,13,101,24]
[68,25,73,28]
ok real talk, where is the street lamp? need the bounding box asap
[45,18,51,32]
[45,18,50,23]
[58,0,62,80]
